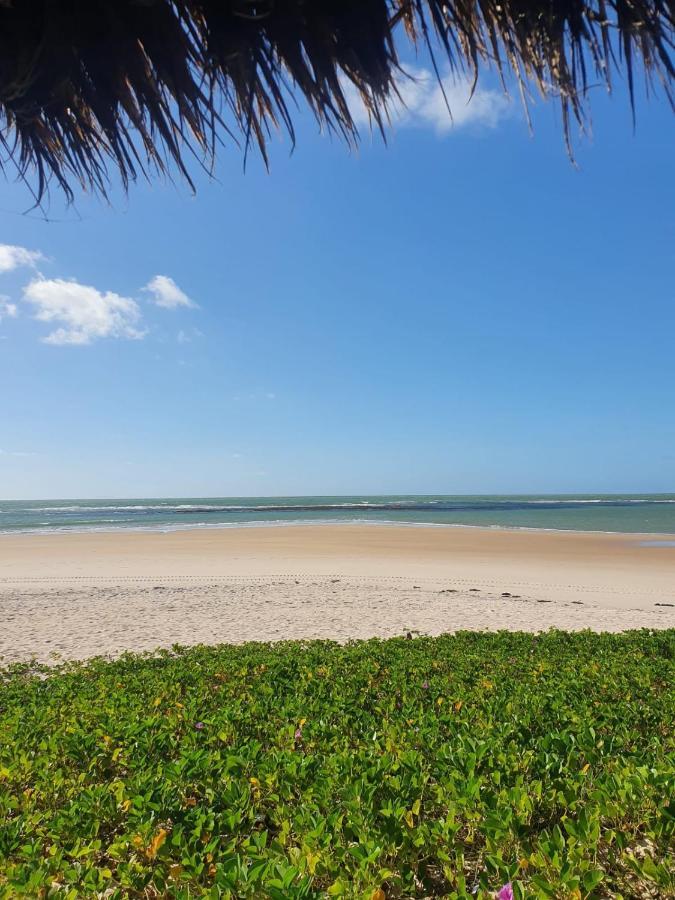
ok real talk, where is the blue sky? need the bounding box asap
[0,62,673,500]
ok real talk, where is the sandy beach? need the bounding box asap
[1,524,674,663]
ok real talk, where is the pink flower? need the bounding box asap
[294,728,303,740]
[194,721,205,730]
[422,681,429,690]
[497,883,514,900]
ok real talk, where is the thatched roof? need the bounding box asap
[1,0,673,203]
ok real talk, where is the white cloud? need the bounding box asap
[144,275,196,309]
[342,66,510,135]
[0,244,45,273]
[22,278,145,346]
[0,296,18,322]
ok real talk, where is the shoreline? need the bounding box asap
[3,517,675,539]
[1,524,674,663]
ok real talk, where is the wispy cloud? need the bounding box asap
[0,244,45,274]
[233,391,277,402]
[23,278,145,345]
[0,448,38,458]
[177,327,203,344]
[0,296,18,322]
[342,66,511,135]
[144,275,196,309]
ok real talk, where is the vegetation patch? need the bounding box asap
[1,630,673,898]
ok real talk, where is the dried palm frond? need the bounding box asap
[0,0,672,203]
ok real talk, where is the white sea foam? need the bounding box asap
[25,497,675,515]
[2,495,671,538]
[2,516,673,538]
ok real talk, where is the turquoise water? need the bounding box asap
[1,495,675,535]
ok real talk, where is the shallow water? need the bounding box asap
[2,494,675,535]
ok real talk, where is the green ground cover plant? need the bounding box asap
[0,630,673,898]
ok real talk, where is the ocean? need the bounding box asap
[1,495,675,535]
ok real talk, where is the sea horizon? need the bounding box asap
[2,493,675,536]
